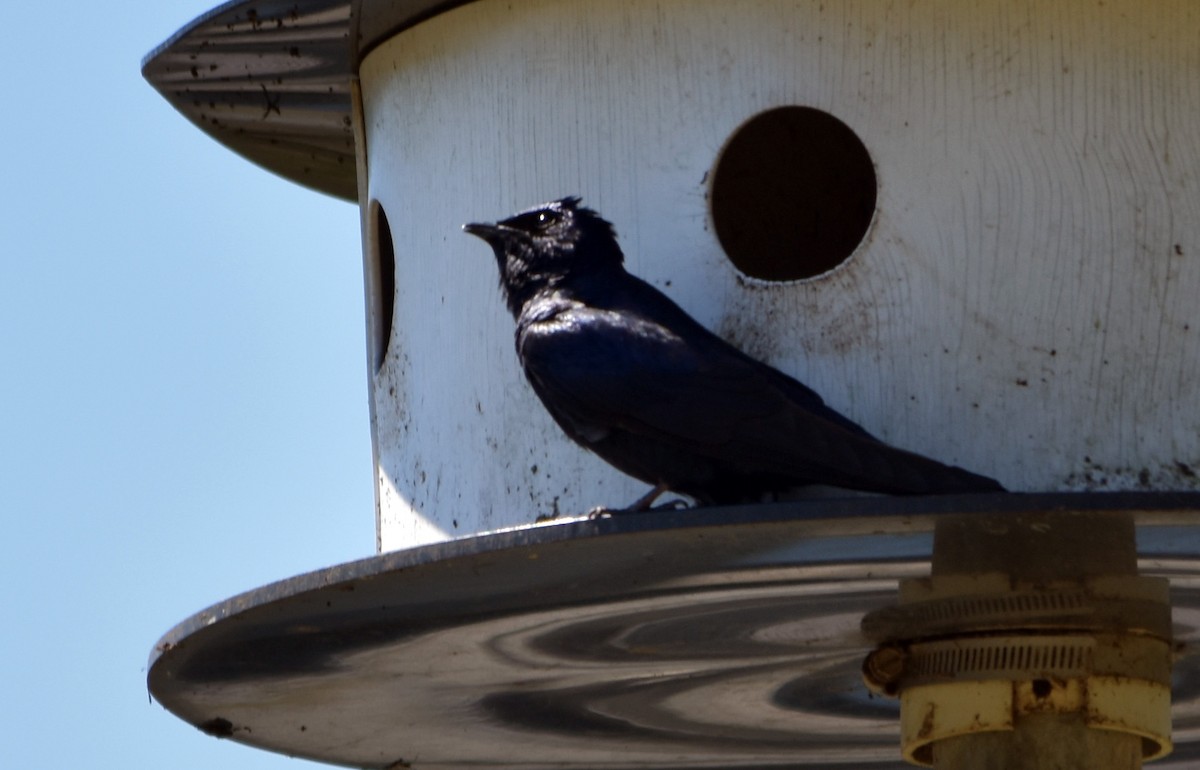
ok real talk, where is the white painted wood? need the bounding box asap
[358,0,1200,552]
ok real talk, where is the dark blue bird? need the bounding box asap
[464,197,1003,509]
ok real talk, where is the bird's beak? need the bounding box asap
[462,222,504,245]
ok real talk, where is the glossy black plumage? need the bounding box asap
[464,197,1003,507]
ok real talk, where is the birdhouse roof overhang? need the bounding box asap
[142,0,474,202]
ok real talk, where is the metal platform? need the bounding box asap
[149,493,1200,769]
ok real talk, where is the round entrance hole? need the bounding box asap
[710,106,877,281]
[368,200,396,374]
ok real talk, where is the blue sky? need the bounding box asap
[2,2,373,766]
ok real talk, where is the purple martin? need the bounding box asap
[464,197,1003,509]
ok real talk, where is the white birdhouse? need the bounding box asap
[145,0,1200,553]
[341,0,1200,550]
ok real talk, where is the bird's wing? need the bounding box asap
[519,298,1002,495]
[517,304,873,474]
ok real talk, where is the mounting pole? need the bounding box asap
[864,509,1173,769]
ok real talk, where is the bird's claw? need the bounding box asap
[584,497,690,519]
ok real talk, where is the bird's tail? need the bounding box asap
[850,441,1005,495]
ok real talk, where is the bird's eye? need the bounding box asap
[505,207,562,233]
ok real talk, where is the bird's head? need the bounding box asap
[464,197,624,316]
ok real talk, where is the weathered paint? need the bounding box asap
[359,0,1200,552]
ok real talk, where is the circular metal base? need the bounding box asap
[149,493,1200,768]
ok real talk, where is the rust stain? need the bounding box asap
[917,704,937,740]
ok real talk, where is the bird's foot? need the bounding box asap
[584,487,691,518]
[628,482,670,511]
